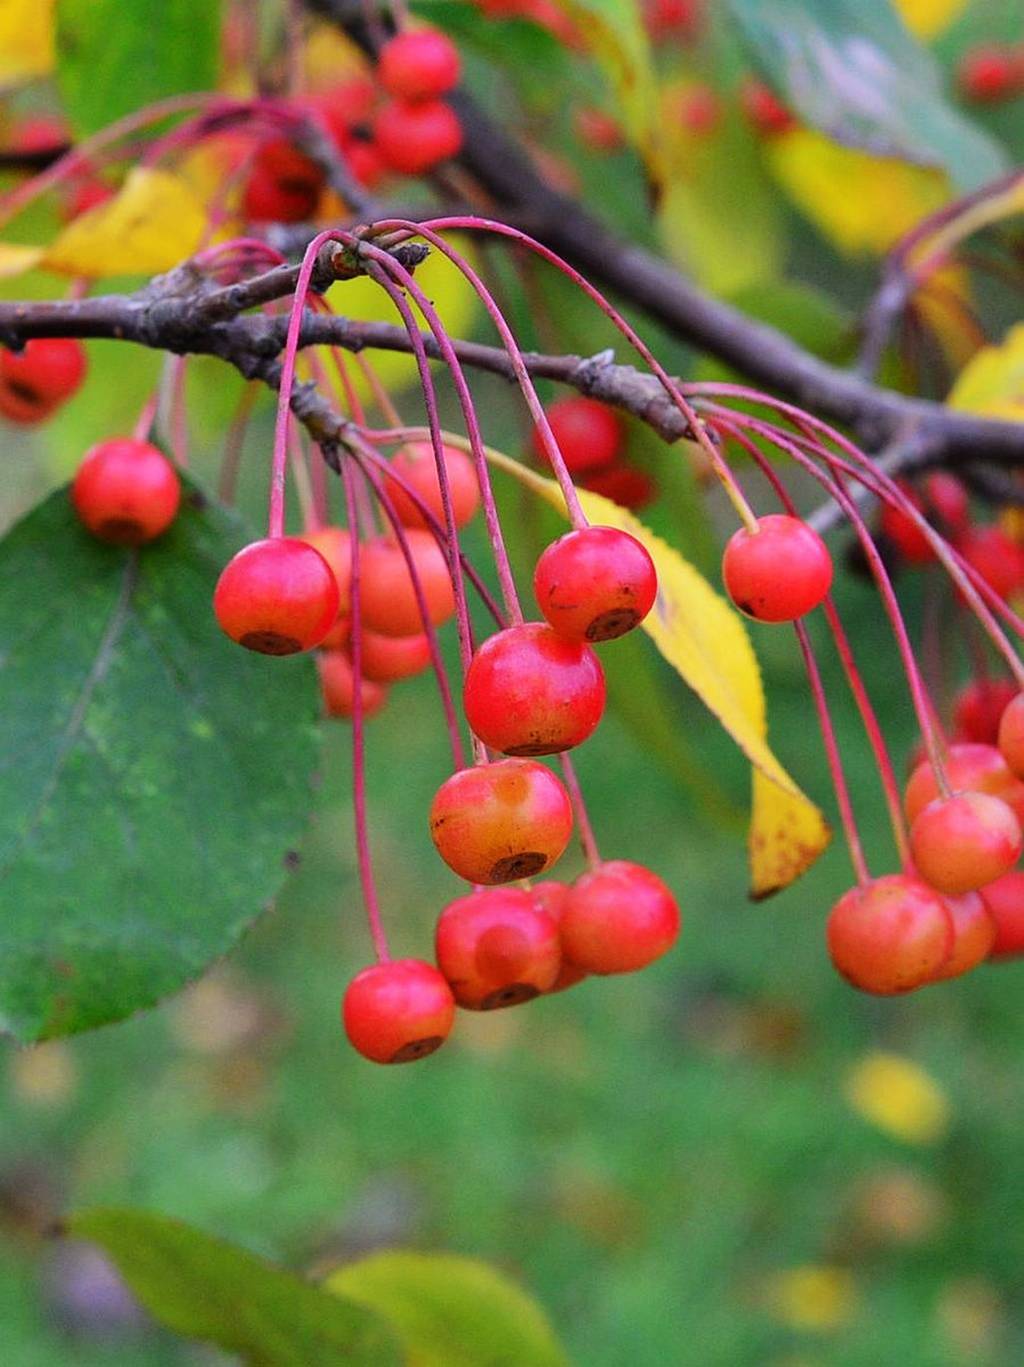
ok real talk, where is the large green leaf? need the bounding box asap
[725,0,1007,191]
[327,1251,568,1367]
[70,1209,400,1366]
[0,484,321,1042]
[55,0,222,138]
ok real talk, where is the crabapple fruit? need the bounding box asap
[533,526,658,642]
[342,959,455,1063]
[435,887,561,1008]
[214,537,340,654]
[560,861,680,974]
[72,438,180,545]
[722,514,832,622]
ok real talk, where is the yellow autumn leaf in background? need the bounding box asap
[764,1266,857,1332]
[946,323,1024,422]
[0,0,55,85]
[479,451,830,896]
[767,129,949,255]
[844,1053,951,1145]
[0,243,44,279]
[43,168,208,277]
[893,0,970,40]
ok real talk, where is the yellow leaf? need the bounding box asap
[0,0,55,84]
[764,1266,857,1332]
[478,450,830,896]
[42,168,208,278]
[767,129,949,255]
[0,243,44,278]
[844,1052,951,1145]
[913,265,977,373]
[893,0,969,40]
[946,322,1024,422]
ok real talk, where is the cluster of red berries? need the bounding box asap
[958,44,1024,104]
[0,337,87,425]
[242,27,462,223]
[535,396,656,511]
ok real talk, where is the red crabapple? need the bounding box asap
[574,107,624,153]
[359,532,456,637]
[385,440,480,530]
[826,875,953,995]
[740,79,796,136]
[582,463,657,511]
[954,679,1018,746]
[904,743,1024,826]
[929,892,997,982]
[342,958,455,1063]
[373,99,463,175]
[880,482,935,565]
[958,46,1022,103]
[0,337,87,424]
[435,887,561,1008]
[300,526,352,610]
[997,692,1024,780]
[359,629,431,683]
[318,649,388,718]
[463,622,606,755]
[378,30,461,101]
[533,526,658,642]
[72,438,181,545]
[532,882,587,991]
[722,515,832,622]
[429,758,573,884]
[957,526,1024,601]
[536,396,622,476]
[909,792,1022,895]
[561,860,680,974]
[981,871,1024,960]
[214,537,340,654]
[241,138,323,222]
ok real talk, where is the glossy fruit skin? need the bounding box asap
[957,526,1024,602]
[385,441,479,530]
[827,875,954,995]
[561,861,680,974]
[997,692,1024,780]
[722,515,832,622]
[880,482,934,565]
[954,679,1018,747]
[378,30,461,101]
[214,537,340,655]
[318,649,388,718]
[925,472,969,534]
[359,532,456,637]
[359,629,431,683]
[532,882,587,991]
[582,463,656,511]
[533,526,658,642]
[929,892,997,982]
[909,792,1023,895]
[0,338,87,423]
[300,526,352,609]
[435,887,561,1009]
[71,438,181,545]
[904,743,1024,826]
[463,622,606,756]
[342,959,455,1063]
[242,139,323,222]
[980,871,1024,960]
[537,397,622,476]
[373,99,463,175]
[429,758,573,885]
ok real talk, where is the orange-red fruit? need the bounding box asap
[981,871,1024,960]
[560,861,680,974]
[929,892,997,982]
[373,99,463,175]
[879,482,934,565]
[0,337,87,423]
[904,742,1024,826]
[463,622,606,755]
[958,45,1023,103]
[342,958,455,1063]
[532,882,587,991]
[429,758,573,885]
[582,463,657,510]
[722,514,832,622]
[214,537,340,655]
[909,792,1022,895]
[997,692,1024,780]
[957,526,1024,602]
[536,396,622,476]
[359,531,456,637]
[954,678,1018,746]
[242,138,323,222]
[300,526,353,611]
[435,887,561,1009]
[826,874,954,995]
[533,526,658,642]
[318,649,388,718]
[71,438,181,545]
[359,629,431,683]
[385,441,479,530]
[378,30,461,102]
[740,78,795,136]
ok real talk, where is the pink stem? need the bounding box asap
[218,381,259,504]
[133,391,159,443]
[558,754,601,871]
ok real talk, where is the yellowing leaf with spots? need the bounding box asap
[947,323,1024,422]
[894,0,969,40]
[767,129,949,255]
[479,449,830,896]
[764,1266,857,1333]
[0,0,55,84]
[42,168,208,277]
[844,1052,950,1145]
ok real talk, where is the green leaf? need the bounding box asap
[55,0,222,138]
[69,1208,400,1366]
[725,0,1007,191]
[0,484,321,1042]
[695,279,854,384]
[327,1250,569,1367]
